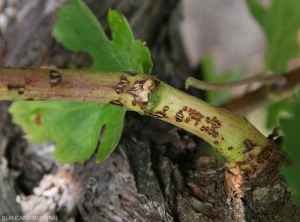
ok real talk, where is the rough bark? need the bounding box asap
[0,0,299,221]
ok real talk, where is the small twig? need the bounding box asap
[185,75,287,91]
[222,67,300,114]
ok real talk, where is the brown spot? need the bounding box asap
[116,88,122,94]
[18,87,25,94]
[214,141,219,145]
[175,111,184,122]
[115,76,130,94]
[34,115,42,125]
[194,122,198,126]
[208,128,218,138]
[50,71,60,77]
[228,147,233,150]
[124,71,137,76]
[49,79,60,84]
[116,83,123,89]
[163,106,169,112]
[153,111,166,118]
[183,106,188,111]
[120,76,130,84]
[49,71,62,86]
[205,116,211,124]
[211,117,221,128]
[200,126,205,131]
[109,100,123,106]
[144,110,166,119]
[185,117,190,123]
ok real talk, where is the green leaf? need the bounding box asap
[280,90,300,206]
[9,0,152,163]
[247,0,300,73]
[266,98,292,129]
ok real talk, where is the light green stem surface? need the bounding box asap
[0,67,269,163]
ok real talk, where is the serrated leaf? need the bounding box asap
[280,90,300,206]
[9,0,152,163]
[247,0,300,73]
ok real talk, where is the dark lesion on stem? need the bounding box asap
[7,84,26,94]
[49,70,62,86]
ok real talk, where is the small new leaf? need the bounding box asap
[9,0,152,163]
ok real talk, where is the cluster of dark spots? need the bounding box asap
[175,110,184,122]
[202,116,221,144]
[49,71,62,86]
[200,126,209,132]
[124,71,137,76]
[7,84,26,94]
[115,76,130,94]
[109,100,123,107]
[175,106,222,143]
[188,108,204,122]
